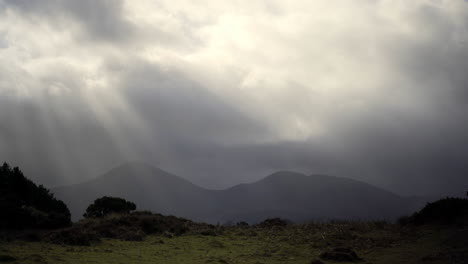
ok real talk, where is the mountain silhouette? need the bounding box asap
[215,171,409,222]
[53,162,416,223]
[53,162,215,222]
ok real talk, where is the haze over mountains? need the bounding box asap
[53,162,421,223]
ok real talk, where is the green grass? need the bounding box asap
[1,223,466,264]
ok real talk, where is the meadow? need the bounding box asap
[1,219,466,264]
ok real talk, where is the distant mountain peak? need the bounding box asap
[104,162,199,188]
[259,171,308,183]
[109,161,160,173]
[101,162,173,180]
[54,163,417,223]
[269,171,306,177]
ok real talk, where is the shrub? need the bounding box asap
[409,197,468,225]
[236,221,249,228]
[57,211,195,245]
[83,196,136,218]
[397,215,411,226]
[319,247,361,262]
[46,226,100,246]
[256,218,290,228]
[0,255,17,262]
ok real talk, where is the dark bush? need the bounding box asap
[0,255,16,262]
[83,196,136,218]
[236,221,249,227]
[256,218,290,228]
[404,197,468,226]
[132,210,153,216]
[397,215,411,226]
[140,217,163,234]
[46,226,100,246]
[198,229,217,236]
[320,247,361,262]
[0,162,71,229]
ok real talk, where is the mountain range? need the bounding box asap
[53,162,422,223]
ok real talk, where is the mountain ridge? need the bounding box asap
[53,162,418,223]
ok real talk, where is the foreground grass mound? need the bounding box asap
[3,220,468,264]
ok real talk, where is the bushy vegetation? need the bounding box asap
[255,218,290,228]
[45,211,212,245]
[319,247,361,262]
[83,196,136,218]
[400,197,468,226]
[0,162,71,229]
[45,225,101,246]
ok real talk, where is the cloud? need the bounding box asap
[2,0,133,41]
[0,0,467,196]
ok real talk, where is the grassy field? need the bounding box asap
[1,221,466,264]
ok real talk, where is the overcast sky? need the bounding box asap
[0,0,467,196]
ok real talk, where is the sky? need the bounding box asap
[0,0,467,196]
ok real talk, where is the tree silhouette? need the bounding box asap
[407,197,468,225]
[83,196,136,218]
[0,162,71,229]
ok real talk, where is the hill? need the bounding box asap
[53,162,417,223]
[53,162,215,222]
[215,171,410,222]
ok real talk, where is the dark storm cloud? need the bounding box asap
[355,3,468,195]
[325,105,468,196]
[0,0,467,197]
